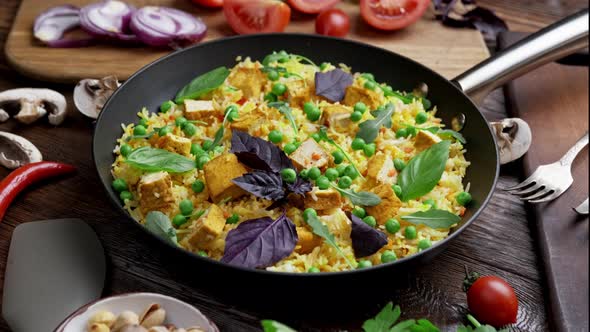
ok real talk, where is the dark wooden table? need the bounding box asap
[0,1,587,331]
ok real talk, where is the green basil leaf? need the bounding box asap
[437,129,466,144]
[144,211,177,245]
[401,209,460,229]
[261,320,297,332]
[175,67,230,103]
[356,103,395,143]
[332,185,381,206]
[268,101,298,134]
[305,212,354,268]
[397,140,450,201]
[362,302,401,332]
[126,147,195,173]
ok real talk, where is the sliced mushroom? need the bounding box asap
[0,131,43,169]
[74,75,120,119]
[0,109,9,122]
[490,118,532,164]
[0,88,67,125]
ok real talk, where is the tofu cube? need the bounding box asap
[285,79,311,108]
[184,100,222,122]
[343,85,382,110]
[204,153,248,203]
[365,184,402,225]
[188,204,226,247]
[366,153,397,185]
[321,105,352,131]
[156,134,192,156]
[289,138,330,170]
[295,226,321,254]
[228,67,266,99]
[137,172,175,214]
[303,188,343,211]
[415,130,442,151]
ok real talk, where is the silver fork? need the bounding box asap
[506,132,589,203]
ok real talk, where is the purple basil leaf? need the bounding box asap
[287,176,313,196]
[221,212,298,269]
[433,0,507,43]
[315,68,353,102]
[348,212,388,258]
[232,171,286,201]
[231,130,294,172]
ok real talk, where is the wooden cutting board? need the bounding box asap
[5,0,490,83]
[499,32,589,332]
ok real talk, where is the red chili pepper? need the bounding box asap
[0,161,77,222]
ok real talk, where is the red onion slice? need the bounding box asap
[129,6,207,48]
[80,0,137,41]
[33,5,96,48]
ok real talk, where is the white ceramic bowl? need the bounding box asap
[55,292,218,332]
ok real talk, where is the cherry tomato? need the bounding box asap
[223,0,291,35]
[288,0,341,14]
[360,0,430,31]
[467,276,518,327]
[315,8,350,37]
[190,0,223,8]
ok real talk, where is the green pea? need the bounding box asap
[179,199,194,216]
[280,168,297,184]
[133,125,147,136]
[418,239,432,250]
[175,116,188,128]
[363,216,377,227]
[354,102,367,114]
[182,123,197,137]
[364,81,377,91]
[306,106,321,122]
[456,192,472,206]
[192,180,205,193]
[158,126,171,137]
[324,168,339,181]
[225,105,238,115]
[226,213,240,224]
[332,150,345,164]
[344,165,358,180]
[338,176,352,189]
[424,199,437,209]
[197,250,208,257]
[320,62,330,71]
[284,143,297,155]
[191,144,204,156]
[293,141,303,148]
[406,126,417,137]
[264,93,278,103]
[160,100,175,113]
[381,250,397,263]
[120,144,133,157]
[300,169,309,179]
[308,167,321,180]
[268,130,283,143]
[272,83,287,95]
[303,208,317,222]
[202,140,213,151]
[382,85,394,97]
[311,133,321,142]
[267,70,280,81]
[415,111,428,124]
[112,178,127,192]
[393,185,403,198]
[395,128,408,138]
[196,155,210,170]
[316,176,330,190]
[385,218,400,234]
[278,50,289,62]
[352,207,366,218]
[351,137,366,150]
[363,143,376,157]
[357,260,372,269]
[120,191,133,201]
[350,111,363,122]
[336,164,347,176]
[404,226,417,240]
[393,158,406,171]
[303,102,316,115]
[361,73,375,81]
[308,266,321,273]
[138,118,148,127]
[173,214,188,227]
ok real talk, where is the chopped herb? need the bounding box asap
[402,209,461,229]
[144,212,177,245]
[206,107,234,152]
[268,101,298,134]
[356,103,395,143]
[331,183,381,206]
[175,66,230,103]
[304,211,354,268]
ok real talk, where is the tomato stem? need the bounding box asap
[462,265,481,292]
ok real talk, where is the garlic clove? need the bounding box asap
[112,311,140,332]
[139,303,166,328]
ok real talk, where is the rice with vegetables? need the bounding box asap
[111,51,471,273]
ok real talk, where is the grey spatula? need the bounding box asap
[2,219,106,331]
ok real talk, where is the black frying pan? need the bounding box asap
[92,11,588,291]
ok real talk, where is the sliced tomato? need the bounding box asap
[360,0,430,31]
[288,0,341,14]
[190,0,223,8]
[223,0,291,35]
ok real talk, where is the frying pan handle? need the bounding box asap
[452,9,589,104]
